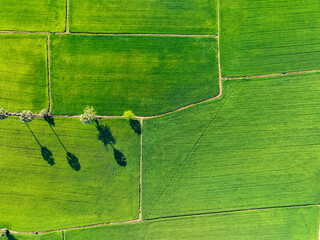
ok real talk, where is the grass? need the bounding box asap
[0,34,48,113]
[50,35,219,116]
[0,117,140,231]
[0,0,65,32]
[65,206,319,239]
[69,0,217,35]
[142,72,320,219]
[220,0,320,77]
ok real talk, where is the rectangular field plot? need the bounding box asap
[0,117,140,231]
[0,34,48,113]
[65,206,319,240]
[0,0,65,32]
[220,0,320,77]
[69,0,217,34]
[50,35,219,116]
[10,232,62,240]
[142,72,320,219]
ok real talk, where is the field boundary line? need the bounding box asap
[223,69,320,80]
[139,119,143,220]
[0,30,217,38]
[46,34,52,113]
[4,203,318,235]
[66,0,69,33]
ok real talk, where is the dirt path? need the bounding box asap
[139,119,143,221]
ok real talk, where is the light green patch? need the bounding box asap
[69,0,217,34]
[0,34,48,113]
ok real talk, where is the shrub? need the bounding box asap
[80,106,97,124]
[0,108,8,120]
[19,110,33,123]
[123,110,135,121]
[39,108,50,118]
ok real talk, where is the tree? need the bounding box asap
[123,110,135,121]
[39,108,50,118]
[19,110,33,123]
[0,108,8,120]
[80,106,97,124]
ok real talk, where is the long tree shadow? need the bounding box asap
[95,119,127,167]
[25,123,55,166]
[45,117,81,171]
[129,119,142,135]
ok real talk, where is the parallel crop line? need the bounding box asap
[139,119,143,220]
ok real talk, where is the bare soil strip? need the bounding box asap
[66,0,69,33]
[0,30,217,38]
[139,119,143,221]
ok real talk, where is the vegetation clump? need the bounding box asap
[0,108,8,120]
[39,108,51,118]
[123,110,135,121]
[19,110,33,123]
[80,106,97,124]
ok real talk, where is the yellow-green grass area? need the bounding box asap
[0,0,65,32]
[69,0,217,35]
[220,0,320,77]
[7,232,62,240]
[50,35,219,116]
[65,206,319,240]
[0,117,140,231]
[142,72,320,219]
[0,34,48,113]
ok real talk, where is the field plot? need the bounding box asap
[9,232,62,240]
[69,0,217,34]
[142,72,320,219]
[0,0,65,32]
[220,0,320,77]
[50,35,219,116]
[0,117,140,231]
[65,206,319,240]
[0,34,48,113]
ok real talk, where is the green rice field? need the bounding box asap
[69,0,217,34]
[65,206,319,240]
[50,35,219,116]
[0,117,140,231]
[0,34,48,113]
[0,0,65,32]
[220,0,320,77]
[142,73,320,219]
[1,0,320,239]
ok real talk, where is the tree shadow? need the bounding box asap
[113,147,127,167]
[41,146,54,166]
[6,230,17,240]
[44,120,81,171]
[129,119,142,135]
[67,152,81,171]
[95,119,116,147]
[95,120,127,167]
[44,116,55,127]
[25,123,55,166]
